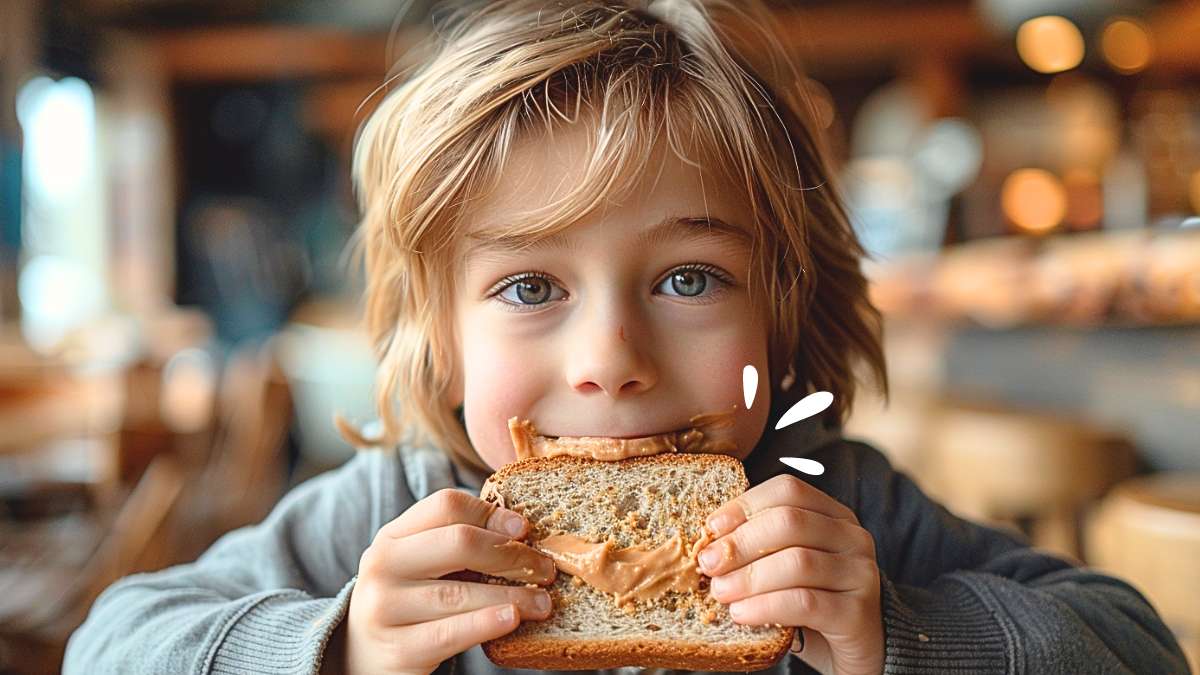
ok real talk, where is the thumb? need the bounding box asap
[793,628,835,675]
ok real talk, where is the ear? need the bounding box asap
[448,369,465,408]
[441,333,465,407]
[440,311,465,408]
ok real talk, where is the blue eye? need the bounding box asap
[492,273,566,309]
[655,264,732,299]
[662,269,706,296]
[488,264,734,312]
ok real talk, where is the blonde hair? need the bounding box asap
[339,0,887,473]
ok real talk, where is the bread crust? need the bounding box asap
[480,452,793,671]
[482,630,794,671]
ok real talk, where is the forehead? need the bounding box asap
[464,215,751,259]
[457,119,753,256]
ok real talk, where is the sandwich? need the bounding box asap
[476,410,793,671]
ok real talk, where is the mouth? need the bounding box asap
[543,426,686,441]
[509,407,740,462]
[532,405,739,443]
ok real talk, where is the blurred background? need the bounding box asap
[1,0,1198,672]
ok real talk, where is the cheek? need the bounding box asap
[459,329,544,470]
[721,344,772,460]
[661,318,771,459]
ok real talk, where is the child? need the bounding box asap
[66,1,1188,673]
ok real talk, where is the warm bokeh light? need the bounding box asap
[160,348,217,432]
[1002,168,1068,234]
[1190,170,1200,213]
[1017,16,1085,74]
[1101,18,1153,74]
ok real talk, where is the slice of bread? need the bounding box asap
[478,453,793,671]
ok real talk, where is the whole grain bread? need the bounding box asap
[477,453,793,671]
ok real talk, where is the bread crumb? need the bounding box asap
[722,539,735,561]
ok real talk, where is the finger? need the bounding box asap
[697,506,873,576]
[364,523,557,585]
[709,547,862,602]
[396,603,521,667]
[379,488,530,540]
[373,580,552,625]
[729,587,861,637]
[706,475,856,538]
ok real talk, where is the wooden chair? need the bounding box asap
[924,400,1137,560]
[0,453,186,674]
[117,309,217,484]
[186,337,294,551]
[1085,473,1200,674]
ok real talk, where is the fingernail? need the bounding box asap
[497,604,515,623]
[791,629,806,653]
[502,513,524,537]
[699,547,720,571]
[709,574,727,597]
[534,592,551,613]
[707,513,734,536]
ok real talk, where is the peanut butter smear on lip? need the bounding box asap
[506,406,740,461]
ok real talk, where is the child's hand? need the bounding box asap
[341,488,557,675]
[700,474,883,675]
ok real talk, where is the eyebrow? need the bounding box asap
[464,215,752,257]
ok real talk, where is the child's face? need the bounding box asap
[452,122,771,471]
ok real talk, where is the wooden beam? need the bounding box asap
[771,2,993,73]
[143,1,1200,83]
[150,25,420,81]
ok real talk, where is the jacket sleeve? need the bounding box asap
[62,447,408,675]
[840,440,1190,675]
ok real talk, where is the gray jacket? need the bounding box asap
[63,415,1189,674]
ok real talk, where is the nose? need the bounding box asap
[565,303,658,399]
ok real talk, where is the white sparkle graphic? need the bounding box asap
[780,456,826,476]
[742,365,758,410]
[775,391,833,430]
[775,391,834,476]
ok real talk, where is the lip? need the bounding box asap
[543,427,686,440]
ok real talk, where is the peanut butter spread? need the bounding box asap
[507,407,739,461]
[487,540,555,584]
[534,529,715,606]
[498,410,733,606]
